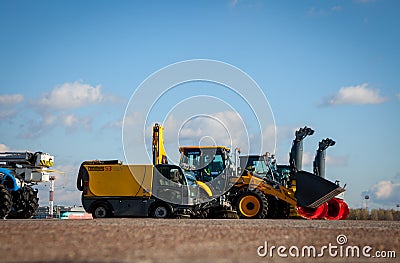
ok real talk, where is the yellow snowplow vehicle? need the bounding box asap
[77,161,200,218]
[76,124,234,218]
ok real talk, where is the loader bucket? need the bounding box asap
[294,170,345,208]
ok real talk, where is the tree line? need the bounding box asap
[347,208,400,221]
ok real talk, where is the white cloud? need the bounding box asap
[43,113,57,126]
[18,81,106,136]
[36,81,103,110]
[0,143,10,152]
[122,111,143,128]
[62,114,79,127]
[0,94,24,105]
[61,113,91,130]
[18,113,92,138]
[261,125,276,145]
[396,93,400,101]
[324,83,387,106]
[258,124,278,154]
[0,94,24,119]
[0,110,17,119]
[368,180,400,205]
[302,152,313,166]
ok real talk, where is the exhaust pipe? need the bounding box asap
[313,138,335,178]
[289,126,314,171]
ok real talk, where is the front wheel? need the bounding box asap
[8,186,39,219]
[235,189,268,219]
[0,185,12,218]
[92,203,112,218]
[150,203,171,218]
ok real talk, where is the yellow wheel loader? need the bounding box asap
[178,127,349,220]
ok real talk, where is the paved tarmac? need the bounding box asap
[0,218,398,263]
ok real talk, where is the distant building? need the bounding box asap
[33,205,86,219]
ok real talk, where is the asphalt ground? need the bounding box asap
[0,218,399,263]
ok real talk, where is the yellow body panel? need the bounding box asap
[85,164,153,197]
[153,124,168,165]
[232,173,297,206]
[40,159,54,167]
[196,181,213,197]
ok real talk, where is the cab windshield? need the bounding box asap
[241,156,270,174]
[180,148,227,182]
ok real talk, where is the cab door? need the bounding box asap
[154,165,189,205]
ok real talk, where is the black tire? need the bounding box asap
[91,202,112,218]
[276,200,291,219]
[0,185,12,218]
[150,202,171,218]
[235,189,268,219]
[8,186,39,219]
[265,195,280,218]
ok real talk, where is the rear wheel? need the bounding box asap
[92,203,111,218]
[235,189,268,219]
[0,185,12,218]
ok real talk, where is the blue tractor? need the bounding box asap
[0,168,39,218]
[0,152,54,219]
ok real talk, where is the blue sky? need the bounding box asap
[0,0,399,209]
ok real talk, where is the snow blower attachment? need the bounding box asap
[290,126,315,172]
[313,138,336,178]
[295,138,349,220]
